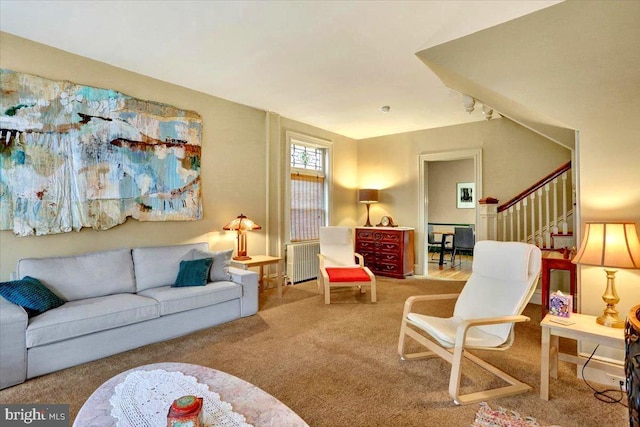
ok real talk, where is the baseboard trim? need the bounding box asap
[530,289,542,306]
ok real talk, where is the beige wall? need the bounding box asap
[278,118,358,230]
[0,33,360,280]
[427,159,475,225]
[265,114,358,257]
[574,110,640,319]
[5,4,638,324]
[0,33,267,280]
[357,118,571,254]
[414,1,640,326]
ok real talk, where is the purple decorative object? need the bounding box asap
[549,291,572,317]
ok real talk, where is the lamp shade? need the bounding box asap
[223,214,261,232]
[223,214,261,261]
[572,222,640,269]
[358,189,379,204]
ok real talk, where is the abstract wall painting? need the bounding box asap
[0,69,203,236]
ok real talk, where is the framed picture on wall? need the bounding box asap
[457,182,475,209]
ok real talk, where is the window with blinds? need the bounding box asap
[290,142,327,242]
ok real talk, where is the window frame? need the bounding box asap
[284,131,332,243]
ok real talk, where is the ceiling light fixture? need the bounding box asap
[462,95,475,113]
[482,104,493,120]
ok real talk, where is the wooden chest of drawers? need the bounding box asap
[355,227,414,279]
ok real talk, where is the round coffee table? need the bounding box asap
[74,362,308,426]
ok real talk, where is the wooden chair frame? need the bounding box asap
[317,253,376,304]
[397,294,532,405]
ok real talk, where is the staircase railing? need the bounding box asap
[497,161,573,249]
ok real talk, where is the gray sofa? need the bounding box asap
[0,242,259,390]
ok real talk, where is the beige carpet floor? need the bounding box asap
[0,277,629,426]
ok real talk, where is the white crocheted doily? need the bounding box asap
[109,369,253,427]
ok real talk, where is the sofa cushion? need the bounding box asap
[190,249,233,282]
[17,249,136,302]
[25,294,159,348]
[133,243,209,292]
[174,258,213,287]
[325,267,371,282]
[138,281,241,316]
[0,276,65,317]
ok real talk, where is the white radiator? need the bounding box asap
[286,242,320,284]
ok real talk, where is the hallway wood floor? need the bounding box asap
[426,254,472,281]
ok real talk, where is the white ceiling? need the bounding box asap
[0,0,560,140]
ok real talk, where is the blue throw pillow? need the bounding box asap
[173,257,213,287]
[0,276,65,317]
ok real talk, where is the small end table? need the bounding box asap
[540,313,625,400]
[231,255,283,298]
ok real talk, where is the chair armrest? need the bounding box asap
[354,253,364,266]
[454,315,530,347]
[402,293,460,320]
[317,253,325,269]
[317,254,329,282]
[459,314,530,328]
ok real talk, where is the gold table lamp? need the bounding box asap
[572,222,640,328]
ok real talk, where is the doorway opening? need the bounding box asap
[418,149,482,276]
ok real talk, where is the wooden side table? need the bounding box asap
[540,313,625,400]
[540,250,577,319]
[231,255,283,298]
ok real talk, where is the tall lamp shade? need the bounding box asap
[572,222,640,328]
[358,189,379,227]
[223,214,262,260]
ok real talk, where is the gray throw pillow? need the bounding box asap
[190,249,233,282]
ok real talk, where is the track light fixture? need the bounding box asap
[482,104,493,120]
[462,95,475,113]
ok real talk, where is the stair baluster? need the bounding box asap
[561,172,568,234]
[516,203,521,242]
[544,184,551,248]
[552,177,559,235]
[496,161,573,249]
